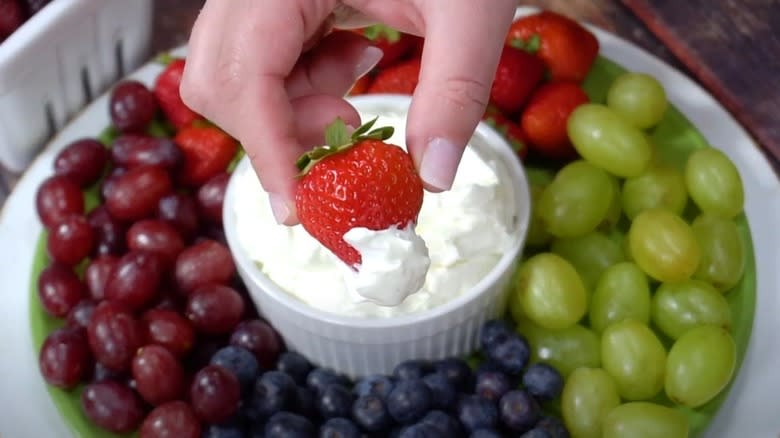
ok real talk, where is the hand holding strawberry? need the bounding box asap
[296,118,424,267]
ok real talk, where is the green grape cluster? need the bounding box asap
[515,72,746,438]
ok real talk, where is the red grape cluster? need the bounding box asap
[34,77,282,437]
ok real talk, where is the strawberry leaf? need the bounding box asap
[351,116,377,138]
[364,126,394,140]
[362,24,401,43]
[154,52,176,66]
[525,35,542,53]
[325,117,351,148]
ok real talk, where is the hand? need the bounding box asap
[180,0,518,225]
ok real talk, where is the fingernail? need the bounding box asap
[419,138,462,191]
[354,46,383,79]
[269,193,292,225]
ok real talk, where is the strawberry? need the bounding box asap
[347,74,373,96]
[507,11,599,83]
[520,81,589,159]
[355,24,415,68]
[489,45,546,115]
[153,57,202,130]
[0,0,26,42]
[295,118,424,267]
[366,58,421,95]
[174,124,238,186]
[482,105,529,159]
[407,35,425,60]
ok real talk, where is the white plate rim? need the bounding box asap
[1,6,778,437]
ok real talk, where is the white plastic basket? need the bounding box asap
[0,0,153,172]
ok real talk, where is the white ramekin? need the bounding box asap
[223,95,531,378]
[0,0,153,172]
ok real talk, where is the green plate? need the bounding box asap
[29,56,756,437]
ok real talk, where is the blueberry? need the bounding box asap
[420,410,463,436]
[475,361,504,375]
[202,423,246,438]
[354,374,396,400]
[319,417,362,438]
[277,351,312,385]
[474,370,512,402]
[469,429,503,438]
[457,396,498,431]
[520,428,553,438]
[307,368,351,395]
[397,422,441,438]
[522,363,563,401]
[536,416,570,438]
[386,379,432,424]
[318,384,354,419]
[264,411,316,438]
[245,371,296,421]
[211,345,260,390]
[422,372,457,410]
[352,393,392,432]
[498,389,541,432]
[434,357,473,391]
[292,385,317,418]
[393,359,433,381]
[248,422,266,438]
[486,334,530,375]
[480,319,513,350]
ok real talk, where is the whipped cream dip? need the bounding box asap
[231,115,516,318]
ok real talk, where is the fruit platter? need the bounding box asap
[1,6,778,438]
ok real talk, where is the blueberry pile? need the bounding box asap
[201,319,568,437]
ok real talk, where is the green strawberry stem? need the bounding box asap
[509,34,542,54]
[362,24,401,43]
[154,52,177,66]
[296,117,394,176]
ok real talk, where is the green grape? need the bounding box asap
[652,279,732,340]
[514,253,587,330]
[562,368,621,438]
[665,325,736,408]
[628,209,701,282]
[691,214,746,291]
[527,184,553,247]
[589,262,651,333]
[621,165,688,220]
[602,402,689,438]
[551,231,626,292]
[601,319,666,400]
[517,318,601,378]
[684,147,744,218]
[537,160,615,238]
[606,72,669,129]
[525,166,556,186]
[600,175,623,231]
[567,103,653,178]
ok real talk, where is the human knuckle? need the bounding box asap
[438,75,491,109]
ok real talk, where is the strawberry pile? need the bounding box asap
[348,11,599,163]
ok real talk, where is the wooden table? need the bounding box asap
[1,0,776,205]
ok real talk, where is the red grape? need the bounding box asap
[104,250,163,310]
[81,381,145,433]
[112,135,182,170]
[189,365,240,423]
[92,362,125,382]
[66,299,97,328]
[100,167,127,202]
[142,309,195,357]
[105,165,173,221]
[87,301,144,371]
[87,206,127,256]
[157,193,200,241]
[84,255,117,301]
[185,284,244,335]
[132,345,185,405]
[230,319,281,368]
[139,401,201,438]
[110,80,158,133]
[38,263,86,317]
[197,172,229,224]
[175,240,235,293]
[36,175,84,229]
[39,326,92,388]
[53,138,109,187]
[126,219,185,267]
[47,215,95,265]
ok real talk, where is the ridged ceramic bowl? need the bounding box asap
[223,94,531,378]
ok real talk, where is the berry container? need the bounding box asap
[0,0,153,172]
[224,95,532,378]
